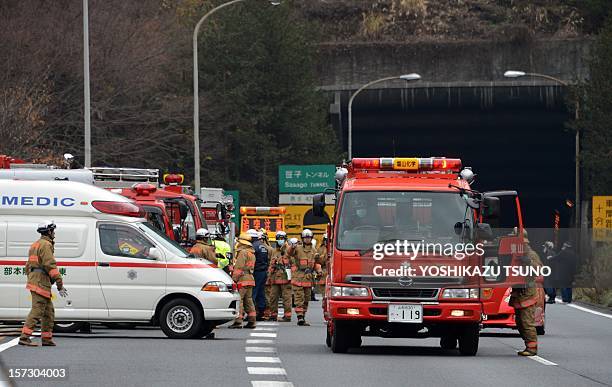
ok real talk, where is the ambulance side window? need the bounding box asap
[99,224,155,260]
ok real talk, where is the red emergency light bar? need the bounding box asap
[240,206,286,216]
[351,157,462,173]
[132,183,157,196]
[92,201,145,218]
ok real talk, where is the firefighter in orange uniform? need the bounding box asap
[510,228,543,356]
[315,233,329,295]
[287,229,321,326]
[268,231,293,322]
[19,221,67,347]
[190,228,217,262]
[228,233,257,329]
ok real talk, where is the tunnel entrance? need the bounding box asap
[334,85,575,229]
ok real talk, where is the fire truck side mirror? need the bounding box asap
[312,193,326,218]
[481,196,500,220]
[216,203,225,221]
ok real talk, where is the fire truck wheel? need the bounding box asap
[330,321,353,353]
[536,325,546,335]
[458,325,479,356]
[326,323,332,347]
[160,298,204,339]
[440,335,458,350]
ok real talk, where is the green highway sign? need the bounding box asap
[279,164,336,194]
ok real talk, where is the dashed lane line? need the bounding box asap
[246,347,277,353]
[251,382,294,387]
[254,327,278,331]
[251,333,277,338]
[247,339,275,344]
[245,357,281,363]
[247,367,287,376]
[0,338,18,354]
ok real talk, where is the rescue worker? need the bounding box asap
[315,233,329,295]
[267,231,293,322]
[190,228,217,262]
[19,221,67,347]
[287,229,322,326]
[228,233,257,329]
[509,228,543,356]
[250,229,270,321]
[211,233,231,274]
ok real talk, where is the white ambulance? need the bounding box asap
[0,180,239,339]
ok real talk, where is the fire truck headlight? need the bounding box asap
[442,288,479,299]
[331,286,369,298]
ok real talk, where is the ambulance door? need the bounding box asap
[95,222,166,321]
[0,220,22,319]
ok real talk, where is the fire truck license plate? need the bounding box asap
[388,304,423,323]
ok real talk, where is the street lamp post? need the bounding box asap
[193,0,280,197]
[347,74,421,160]
[504,70,581,232]
[83,0,91,168]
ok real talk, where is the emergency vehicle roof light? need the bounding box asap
[351,157,462,173]
[240,206,286,215]
[132,183,157,196]
[92,201,145,218]
[163,174,184,185]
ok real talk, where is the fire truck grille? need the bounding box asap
[372,288,439,299]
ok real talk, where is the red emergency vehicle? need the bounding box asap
[482,287,546,334]
[312,157,531,355]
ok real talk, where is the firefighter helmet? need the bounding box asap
[275,231,287,239]
[37,220,56,234]
[196,228,210,239]
[301,229,313,238]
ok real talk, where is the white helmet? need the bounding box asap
[247,229,260,240]
[275,231,287,239]
[289,237,299,246]
[301,229,313,238]
[37,220,56,234]
[196,228,210,238]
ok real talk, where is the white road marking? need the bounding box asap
[246,347,276,353]
[251,382,294,387]
[555,298,612,319]
[0,337,18,353]
[257,322,279,326]
[247,367,287,375]
[251,333,277,338]
[254,327,277,331]
[247,339,275,344]
[245,356,281,363]
[529,356,558,366]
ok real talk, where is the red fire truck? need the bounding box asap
[312,157,530,355]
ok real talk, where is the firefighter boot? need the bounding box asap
[228,321,243,329]
[281,316,291,322]
[42,339,57,347]
[18,337,38,347]
[517,349,537,356]
[297,316,310,326]
[244,321,256,329]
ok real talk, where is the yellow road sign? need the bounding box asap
[593,196,612,241]
[284,205,334,241]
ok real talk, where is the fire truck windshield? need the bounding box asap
[336,191,472,251]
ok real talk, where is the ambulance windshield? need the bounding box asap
[139,222,189,258]
[336,191,472,251]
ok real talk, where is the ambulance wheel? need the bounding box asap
[440,335,458,350]
[458,325,479,356]
[160,298,203,339]
[53,322,86,333]
[330,321,355,353]
[536,325,546,335]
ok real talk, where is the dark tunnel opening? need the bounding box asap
[334,86,576,230]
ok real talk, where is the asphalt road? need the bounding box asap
[1,300,611,387]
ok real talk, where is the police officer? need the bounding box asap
[19,221,67,347]
[229,233,257,329]
[510,228,543,356]
[190,228,217,262]
[287,229,321,326]
[268,231,293,322]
